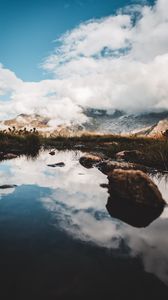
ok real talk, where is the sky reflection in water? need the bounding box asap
[0,150,168,289]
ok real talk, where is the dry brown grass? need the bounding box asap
[0,130,168,170]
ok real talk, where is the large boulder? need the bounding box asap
[97,160,148,175]
[79,154,102,169]
[107,169,165,208]
[116,150,144,162]
[106,169,165,227]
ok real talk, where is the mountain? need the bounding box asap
[133,119,168,136]
[0,111,168,136]
[0,114,85,137]
[2,114,50,129]
[84,109,168,134]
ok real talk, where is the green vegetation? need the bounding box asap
[0,130,168,171]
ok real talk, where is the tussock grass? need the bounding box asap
[43,133,168,170]
[0,131,168,170]
[0,132,41,156]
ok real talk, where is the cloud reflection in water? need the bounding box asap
[0,150,168,286]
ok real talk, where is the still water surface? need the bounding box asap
[0,150,168,299]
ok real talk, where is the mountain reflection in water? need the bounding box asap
[0,150,168,299]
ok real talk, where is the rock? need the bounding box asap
[97,160,149,175]
[47,162,65,167]
[116,150,144,162]
[102,142,118,146]
[0,185,17,189]
[106,169,165,227]
[79,154,102,169]
[3,153,18,159]
[108,169,165,208]
[100,183,108,189]
[74,144,85,149]
[49,150,55,156]
[79,153,150,173]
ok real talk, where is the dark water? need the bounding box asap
[0,151,168,300]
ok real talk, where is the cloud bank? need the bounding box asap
[0,0,168,124]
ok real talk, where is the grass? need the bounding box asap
[0,132,41,156]
[0,131,168,170]
[42,133,168,170]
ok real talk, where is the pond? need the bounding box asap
[0,150,168,299]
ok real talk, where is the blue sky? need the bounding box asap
[0,0,155,81]
[1,0,166,122]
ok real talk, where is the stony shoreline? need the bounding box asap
[0,133,167,228]
[0,131,168,171]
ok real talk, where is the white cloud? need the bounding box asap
[0,64,22,96]
[0,0,168,124]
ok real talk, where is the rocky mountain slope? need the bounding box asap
[133,119,168,136]
[0,114,84,137]
[0,111,168,136]
[1,114,50,130]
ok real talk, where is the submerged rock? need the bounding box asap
[106,169,165,227]
[47,162,65,167]
[79,154,102,169]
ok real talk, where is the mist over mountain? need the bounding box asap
[84,109,168,133]
[1,110,168,135]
